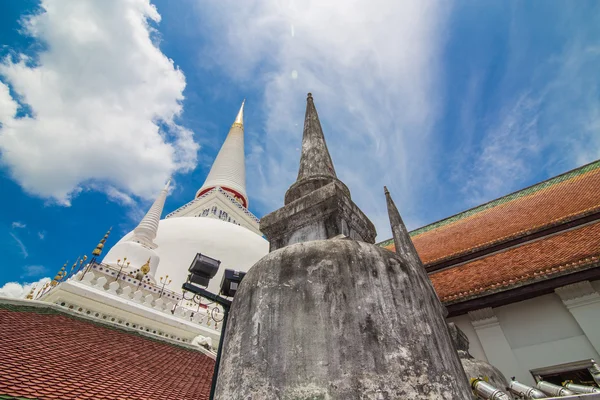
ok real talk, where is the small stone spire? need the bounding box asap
[284,93,349,204]
[131,179,171,249]
[298,93,337,180]
[196,100,248,207]
[384,186,423,268]
[261,93,376,251]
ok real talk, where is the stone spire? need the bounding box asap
[285,93,349,204]
[384,186,423,268]
[131,179,171,249]
[384,186,447,316]
[196,100,248,208]
[261,93,376,251]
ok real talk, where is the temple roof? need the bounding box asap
[379,160,600,307]
[0,301,214,400]
[431,220,600,303]
[380,160,600,264]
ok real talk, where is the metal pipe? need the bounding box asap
[508,379,546,399]
[590,360,600,386]
[471,378,511,400]
[209,306,228,400]
[562,381,600,394]
[536,380,575,397]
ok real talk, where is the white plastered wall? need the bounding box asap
[448,281,600,385]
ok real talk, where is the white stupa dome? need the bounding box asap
[103,217,269,296]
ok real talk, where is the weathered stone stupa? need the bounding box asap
[214,94,472,399]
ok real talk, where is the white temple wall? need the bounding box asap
[448,280,600,385]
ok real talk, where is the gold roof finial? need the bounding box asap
[140,257,151,275]
[92,228,112,257]
[70,256,80,274]
[51,262,68,286]
[232,99,245,128]
[25,284,37,300]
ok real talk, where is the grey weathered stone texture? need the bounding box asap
[215,240,473,399]
[448,322,514,399]
[261,94,376,251]
[285,93,343,204]
[215,94,472,399]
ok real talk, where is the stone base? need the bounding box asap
[215,239,472,399]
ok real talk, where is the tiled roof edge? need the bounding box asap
[0,298,212,356]
[440,255,600,304]
[377,159,600,247]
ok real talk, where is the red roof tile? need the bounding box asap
[381,160,600,265]
[430,221,600,302]
[0,305,214,400]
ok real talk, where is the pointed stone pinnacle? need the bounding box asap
[385,187,423,268]
[284,93,349,204]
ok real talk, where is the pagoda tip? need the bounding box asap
[384,186,389,195]
[307,92,313,99]
[234,99,245,125]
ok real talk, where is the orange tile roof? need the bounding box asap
[380,160,600,265]
[0,304,214,400]
[430,221,600,303]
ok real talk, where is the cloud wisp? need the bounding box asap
[11,221,26,229]
[0,0,199,205]
[21,264,48,278]
[194,0,450,235]
[9,232,28,258]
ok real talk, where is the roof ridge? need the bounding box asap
[377,159,600,247]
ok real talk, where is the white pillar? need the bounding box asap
[468,307,534,385]
[555,281,600,354]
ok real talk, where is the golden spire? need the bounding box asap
[51,262,67,287]
[92,228,112,257]
[25,284,36,300]
[70,256,80,275]
[140,257,151,275]
[232,99,245,128]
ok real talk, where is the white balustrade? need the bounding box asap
[154,298,165,311]
[132,290,144,303]
[82,271,95,285]
[144,294,155,306]
[120,286,132,299]
[108,281,120,294]
[95,276,108,290]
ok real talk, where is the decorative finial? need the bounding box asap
[140,257,151,275]
[25,284,36,300]
[51,262,67,287]
[92,228,111,257]
[307,92,312,99]
[233,99,245,126]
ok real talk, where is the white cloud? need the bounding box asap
[0,82,18,122]
[194,0,450,237]
[11,221,26,229]
[0,277,51,299]
[38,231,46,240]
[0,0,199,205]
[21,264,48,278]
[9,232,28,258]
[459,93,542,205]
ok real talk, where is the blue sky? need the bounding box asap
[1,0,599,291]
